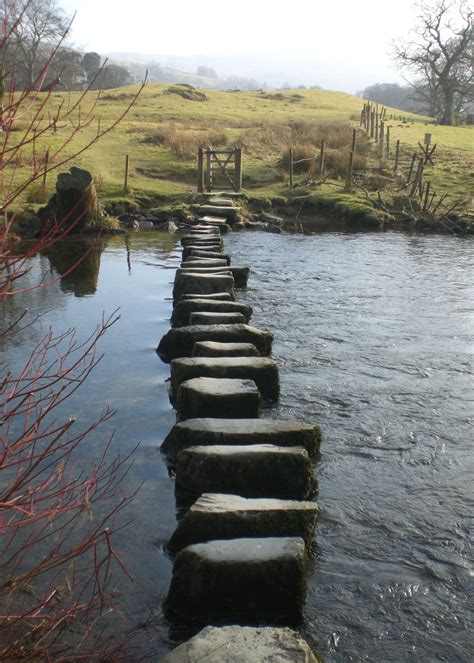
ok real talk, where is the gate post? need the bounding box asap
[206,148,212,193]
[235,147,242,192]
[197,147,204,193]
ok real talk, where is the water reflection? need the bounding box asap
[43,237,107,297]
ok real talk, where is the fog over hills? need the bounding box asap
[106,52,402,92]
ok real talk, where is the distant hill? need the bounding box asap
[106,52,325,91]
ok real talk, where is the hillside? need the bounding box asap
[11,84,474,221]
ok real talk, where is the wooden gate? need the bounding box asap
[197,147,242,193]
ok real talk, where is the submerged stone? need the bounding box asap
[189,311,246,325]
[164,537,307,625]
[166,493,319,553]
[161,418,321,462]
[157,324,273,361]
[173,273,234,302]
[171,298,252,327]
[161,625,320,663]
[170,356,279,401]
[192,341,259,357]
[176,377,261,420]
[174,444,315,499]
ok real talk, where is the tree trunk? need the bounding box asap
[440,87,455,125]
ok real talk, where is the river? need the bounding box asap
[2,230,473,661]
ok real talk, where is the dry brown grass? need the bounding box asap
[141,122,227,158]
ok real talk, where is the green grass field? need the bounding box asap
[9,83,474,216]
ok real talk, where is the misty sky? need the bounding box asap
[61,0,420,92]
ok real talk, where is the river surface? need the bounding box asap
[1,230,473,661]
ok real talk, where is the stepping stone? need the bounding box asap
[208,197,235,207]
[180,258,229,268]
[177,266,249,288]
[179,292,234,304]
[174,445,315,499]
[189,226,220,234]
[198,216,231,230]
[173,273,234,302]
[161,625,320,663]
[166,493,319,553]
[199,205,240,219]
[164,537,307,624]
[161,418,321,462]
[176,377,261,420]
[170,356,279,401]
[181,237,223,247]
[189,311,246,325]
[157,324,273,361]
[171,299,252,327]
[182,248,231,263]
[193,341,259,357]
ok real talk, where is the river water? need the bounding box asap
[2,230,473,661]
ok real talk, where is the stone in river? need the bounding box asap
[189,311,246,326]
[171,298,252,327]
[161,625,320,663]
[173,273,234,302]
[166,492,319,553]
[174,444,315,499]
[164,537,307,625]
[183,248,231,263]
[176,377,261,420]
[157,324,273,361]
[192,341,259,357]
[170,356,279,401]
[161,417,321,462]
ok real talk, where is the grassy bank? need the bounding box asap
[9,84,474,227]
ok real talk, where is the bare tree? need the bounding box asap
[393,0,473,125]
[1,0,70,88]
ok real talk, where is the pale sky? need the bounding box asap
[61,0,420,92]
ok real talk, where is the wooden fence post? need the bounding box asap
[379,121,385,156]
[289,147,294,189]
[407,152,417,183]
[345,151,354,192]
[319,140,325,176]
[123,154,129,194]
[394,139,400,172]
[352,128,356,152]
[410,159,424,196]
[197,147,204,192]
[423,181,431,211]
[386,126,390,159]
[375,112,379,141]
[234,147,242,192]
